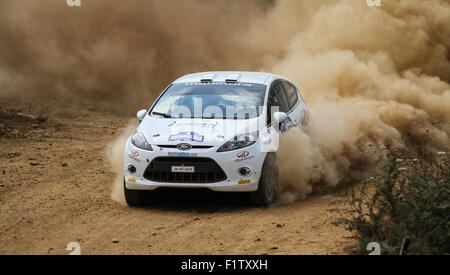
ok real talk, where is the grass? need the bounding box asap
[330,154,449,255]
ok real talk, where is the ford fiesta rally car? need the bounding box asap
[124,72,311,206]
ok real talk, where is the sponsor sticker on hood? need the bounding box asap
[169,132,204,142]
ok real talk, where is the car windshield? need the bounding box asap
[151,82,266,119]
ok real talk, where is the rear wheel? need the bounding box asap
[124,180,145,207]
[250,153,279,206]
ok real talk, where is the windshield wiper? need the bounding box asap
[152,111,174,118]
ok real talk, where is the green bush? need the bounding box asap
[331,156,449,255]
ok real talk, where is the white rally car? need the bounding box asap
[123,72,311,206]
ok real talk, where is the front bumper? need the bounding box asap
[123,139,266,192]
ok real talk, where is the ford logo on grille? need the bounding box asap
[177,143,192,151]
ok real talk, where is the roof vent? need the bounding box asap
[225,73,241,83]
[199,73,216,83]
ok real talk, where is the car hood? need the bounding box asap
[137,116,263,146]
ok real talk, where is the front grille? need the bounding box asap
[144,157,227,183]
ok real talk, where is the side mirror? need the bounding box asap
[273,112,288,123]
[137,109,147,120]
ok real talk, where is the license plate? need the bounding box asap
[171,166,195,173]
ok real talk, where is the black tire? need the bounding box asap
[124,180,145,207]
[250,153,279,206]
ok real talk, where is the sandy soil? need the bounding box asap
[0,95,354,255]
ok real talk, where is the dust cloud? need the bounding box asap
[1,0,449,203]
[0,0,272,111]
[105,121,137,205]
[270,0,450,201]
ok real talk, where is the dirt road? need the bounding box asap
[0,95,353,255]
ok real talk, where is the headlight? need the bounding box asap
[131,132,153,151]
[217,132,258,152]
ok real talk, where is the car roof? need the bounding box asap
[172,71,283,86]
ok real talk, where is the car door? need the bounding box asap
[282,80,310,131]
[266,80,292,133]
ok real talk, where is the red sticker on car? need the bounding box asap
[237,151,250,159]
[301,110,309,127]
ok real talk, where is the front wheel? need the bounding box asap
[124,180,145,207]
[250,153,279,206]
